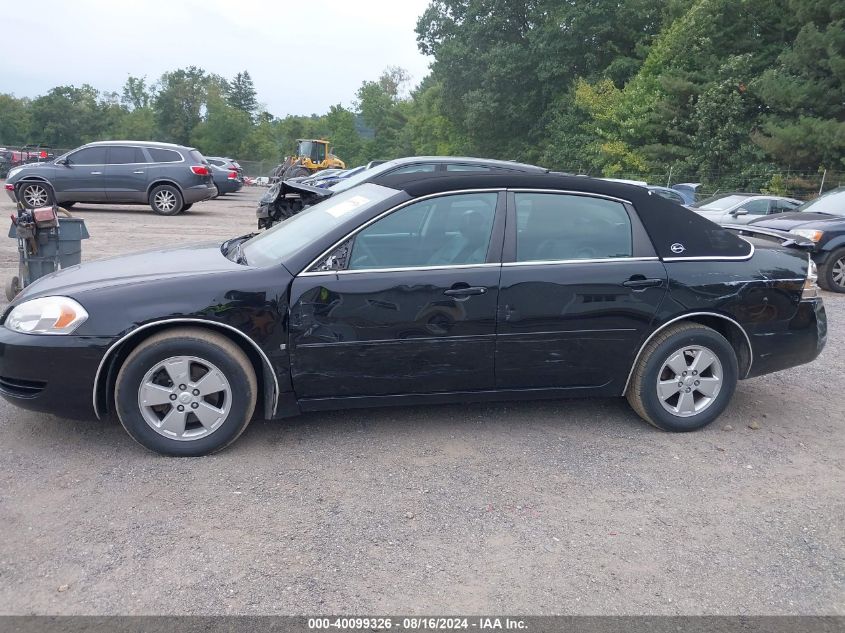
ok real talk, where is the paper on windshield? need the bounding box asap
[323,195,370,218]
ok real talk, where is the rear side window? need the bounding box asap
[514,193,633,262]
[390,163,437,174]
[107,146,147,164]
[148,148,183,163]
[446,164,490,172]
[68,147,107,165]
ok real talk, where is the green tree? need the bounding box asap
[190,94,253,157]
[153,67,212,145]
[227,71,259,118]
[0,94,32,145]
[29,85,103,147]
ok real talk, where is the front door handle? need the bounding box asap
[132,170,145,174]
[623,277,664,290]
[90,171,102,175]
[443,286,487,297]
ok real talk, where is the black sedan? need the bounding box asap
[750,186,845,292]
[0,173,827,456]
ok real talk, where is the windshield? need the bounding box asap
[329,160,403,193]
[796,187,845,216]
[694,194,750,211]
[241,183,398,266]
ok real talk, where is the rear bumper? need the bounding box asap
[0,326,112,419]
[183,183,216,204]
[746,298,827,378]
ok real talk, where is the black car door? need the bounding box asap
[495,191,668,393]
[288,190,506,399]
[104,145,151,203]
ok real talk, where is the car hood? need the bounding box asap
[17,242,245,300]
[750,212,845,231]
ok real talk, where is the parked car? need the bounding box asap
[647,186,687,205]
[257,156,549,228]
[253,176,270,186]
[749,186,845,292]
[3,141,216,215]
[209,164,243,196]
[205,156,243,176]
[0,173,825,456]
[691,193,801,225]
[671,183,701,205]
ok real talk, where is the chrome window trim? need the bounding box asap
[509,188,633,205]
[301,188,506,274]
[92,318,279,420]
[662,238,755,262]
[502,256,659,267]
[301,262,501,277]
[622,311,754,395]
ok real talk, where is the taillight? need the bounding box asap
[190,165,210,176]
[227,170,238,180]
[39,151,48,159]
[4,184,14,191]
[802,257,819,300]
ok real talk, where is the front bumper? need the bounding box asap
[0,326,113,419]
[746,298,827,378]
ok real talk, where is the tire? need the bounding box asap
[818,248,845,293]
[626,322,738,432]
[283,166,309,180]
[19,181,53,209]
[180,203,193,213]
[115,327,258,456]
[149,184,184,216]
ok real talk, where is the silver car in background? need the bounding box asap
[691,193,801,224]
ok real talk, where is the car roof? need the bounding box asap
[84,140,195,150]
[378,155,547,172]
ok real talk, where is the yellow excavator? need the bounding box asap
[275,139,345,181]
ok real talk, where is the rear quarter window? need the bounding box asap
[148,148,183,163]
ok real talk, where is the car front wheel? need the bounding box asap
[115,328,257,456]
[149,184,184,215]
[19,182,53,208]
[819,248,845,293]
[626,322,738,432]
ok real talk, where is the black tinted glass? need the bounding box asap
[515,193,632,261]
[68,147,107,165]
[148,148,182,163]
[107,146,146,164]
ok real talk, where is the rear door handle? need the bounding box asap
[132,170,145,174]
[623,277,664,289]
[90,171,102,175]
[443,286,487,297]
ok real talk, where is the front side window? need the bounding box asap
[515,193,632,262]
[347,192,498,270]
[68,147,107,165]
[739,199,770,215]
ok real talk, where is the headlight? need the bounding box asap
[791,228,824,242]
[5,296,89,335]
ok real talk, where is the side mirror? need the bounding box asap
[732,208,748,216]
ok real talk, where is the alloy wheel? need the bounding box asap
[154,190,176,212]
[137,355,232,441]
[832,257,845,289]
[23,184,48,207]
[656,345,723,418]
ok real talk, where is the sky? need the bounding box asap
[0,0,433,117]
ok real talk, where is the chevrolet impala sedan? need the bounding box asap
[0,172,827,456]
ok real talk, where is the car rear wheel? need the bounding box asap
[149,184,184,215]
[115,328,257,456]
[626,322,738,432]
[19,182,52,208]
[819,248,845,293]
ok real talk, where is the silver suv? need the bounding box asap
[3,141,216,215]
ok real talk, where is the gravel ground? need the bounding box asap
[0,188,842,615]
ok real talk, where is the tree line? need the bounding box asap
[0,0,842,192]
